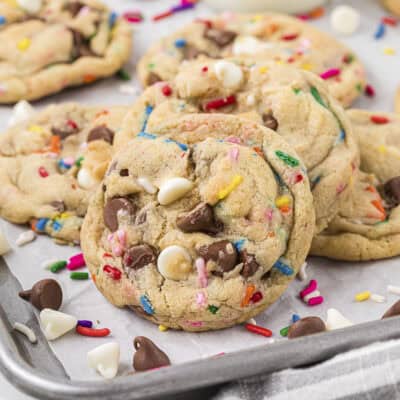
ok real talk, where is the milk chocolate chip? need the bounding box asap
[198,240,238,273]
[104,197,136,232]
[182,45,210,60]
[51,201,65,213]
[71,30,94,59]
[240,250,260,278]
[383,176,400,207]
[288,316,326,339]
[133,336,170,372]
[123,245,156,270]
[262,113,279,131]
[51,121,79,139]
[147,72,162,86]
[87,125,115,144]
[19,279,62,311]
[176,203,223,234]
[204,28,237,47]
[382,300,400,319]
[64,1,85,17]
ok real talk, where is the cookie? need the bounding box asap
[311,169,400,261]
[137,13,366,107]
[117,60,358,233]
[0,103,128,244]
[81,115,315,331]
[0,0,132,103]
[381,0,400,16]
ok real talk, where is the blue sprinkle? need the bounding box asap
[233,239,246,252]
[109,12,117,27]
[334,130,346,145]
[137,131,157,139]
[140,105,154,131]
[273,259,294,276]
[140,295,154,315]
[311,175,321,189]
[52,221,63,232]
[164,138,188,151]
[58,159,71,170]
[0,16,6,25]
[292,314,300,323]
[374,22,385,40]
[36,218,49,231]
[174,38,187,48]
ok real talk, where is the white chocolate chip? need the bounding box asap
[214,60,243,88]
[8,100,35,127]
[16,230,36,247]
[330,5,360,35]
[246,94,256,106]
[17,0,42,13]
[40,309,77,341]
[371,294,386,303]
[157,245,192,280]
[0,230,11,255]
[157,178,193,205]
[325,308,353,331]
[88,342,120,379]
[77,168,98,189]
[137,177,157,194]
[387,285,400,296]
[232,36,273,55]
[13,322,37,344]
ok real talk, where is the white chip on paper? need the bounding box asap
[0,230,11,255]
[8,100,35,127]
[40,309,77,341]
[330,5,360,35]
[388,285,400,296]
[88,342,120,379]
[14,322,37,344]
[16,230,36,247]
[325,308,353,331]
[370,294,386,303]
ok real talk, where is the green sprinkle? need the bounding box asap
[310,86,327,108]
[117,69,131,81]
[343,53,354,64]
[70,272,89,280]
[275,150,300,167]
[280,326,289,337]
[208,305,219,314]
[147,63,155,70]
[356,83,363,93]
[75,156,84,167]
[50,261,67,273]
[293,88,301,95]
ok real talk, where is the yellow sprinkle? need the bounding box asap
[383,47,395,55]
[275,195,291,208]
[259,66,268,74]
[251,15,263,22]
[59,212,71,220]
[301,63,314,71]
[377,145,387,154]
[158,325,169,332]
[218,175,243,200]
[17,38,31,51]
[355,291,371,302]
[275,60,284,65]
[28,125,44,134]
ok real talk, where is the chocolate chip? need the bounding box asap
[102,184,107,192]
[64,1,85,17]
[19,279,62,311]
[204,28,237,47]
[262,113,279,131]
[176,203,223,234]
[104,197,136,232]
[136,211,147,225]
[288,317,326,339]
[182,44,210,60]
[51,201,65,213]
[51,122,79,139]
[70,29,95,59]
[133,336,170,372]
[147,72,162,86]
[119,169,129,177]
[123,245,156,270]
[382,300,400,319]
[240,250,260,278]
[198,240,238,273]
[383,176,400,207]
[87,125,115,144]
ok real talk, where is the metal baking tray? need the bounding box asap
[1,257,400,400]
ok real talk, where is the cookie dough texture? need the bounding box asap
[82,115,315,331]
[138,13,366,107]
[0,0,132,103]
[0,103,128,244]
[118,61,359,233]
[381,0,400,16]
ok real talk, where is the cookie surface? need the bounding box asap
[81,115,315,331]
[0,0,132,103]
[118,60,358,233]
[0,103,128,244]
[138,13,366,107]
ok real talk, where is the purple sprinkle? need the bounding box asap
[77,320,93,328]
[171,3,195,12]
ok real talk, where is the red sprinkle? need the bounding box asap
[161,85,172,96]
[245,323,272,337]
[38,166,49,178]
[103,265,122,280]
[76,326,111,337]
[67,119,78,130]
[382,16,398,26]
[250,291,263,303]
[204,95,236,111]
[195,18,213,29]
[123,11,143,23]
[370,115,389,124]
[281,33,299,41]
[102,252,113,258]
[152,10,173,21]
[202,66,208,73]
[307,296,324,306]
[320,68,341,80]
[294,173,304,183]
[365,84,375,97]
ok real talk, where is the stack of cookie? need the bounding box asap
[1,5,399,331]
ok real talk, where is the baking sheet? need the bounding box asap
[1,0,400,382]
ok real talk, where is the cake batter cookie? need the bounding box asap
[381,0,400,16]
[0,0,132,103]
[0,104,128,244]
[118,60,358,233]
[311,169,400,261]
[81,115,315,331]
[138,13,366,107]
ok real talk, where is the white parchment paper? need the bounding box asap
[1,0,400,381]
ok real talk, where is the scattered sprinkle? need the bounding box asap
[355,291,371,302]
[308,296,324,306]
[16,230,36,247]
[77,320,93,328]
[116,69,131,81]
[365,84,375,97]
[76,326,110,337]
[300,280,318,298]
[292,314,300,323]
[382,16,398,26]
[174,38,187,48]
[13,322,37,343]
[280,326,289,337]
[50,261,67,273]
[67,253,86,271]
[70,272,89,280]
[245,323,272,337]
[374,22,386,39]
[159,325,169,332]
[122,11,143,23]
[383,47,396,56]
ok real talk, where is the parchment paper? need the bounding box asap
[1,0,399,381]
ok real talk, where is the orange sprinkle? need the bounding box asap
[309,7,325,19]
[253,147,264,158]
[279,205,291,213]
[83,74,96,84]
[30,220,37,232]
[371,199,386,220]
[95,110,109,119]
[267,231,275,238]
[91,274,96,282]
[365,185,377,193]
[241,284,256,307]
[50,135,61,154]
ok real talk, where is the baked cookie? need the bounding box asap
[137,13,366,107]
[0,103,128,244]
[311,169,400,261]
[381,0,400,16]
[81,115,315,331]
[0,0,132,103]
[117,60,358,233]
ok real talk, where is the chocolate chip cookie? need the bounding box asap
[137,13,366,107]
[81,114,315,331]
[0,0,132,103]
[117,60,359,233]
